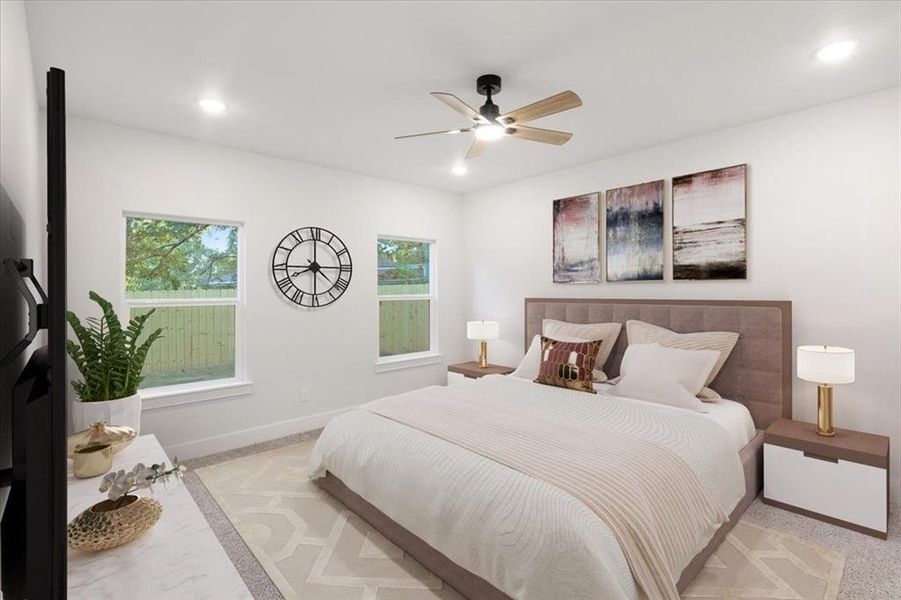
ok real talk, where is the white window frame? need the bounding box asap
[121,211,251,409]
[374,235,440,372]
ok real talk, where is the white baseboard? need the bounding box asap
[163,405,357,460]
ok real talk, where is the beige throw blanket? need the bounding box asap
[366,392,729,600]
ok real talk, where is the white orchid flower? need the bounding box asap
[133,463,155,489]
[95,459,189,505]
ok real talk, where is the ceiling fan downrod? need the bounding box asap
[477,74,502,122]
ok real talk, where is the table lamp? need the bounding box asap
[467,321,500,368]
[797,345,855,437]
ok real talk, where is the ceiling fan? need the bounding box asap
[395,74,582,160]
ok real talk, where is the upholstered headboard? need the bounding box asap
[524,298,792,429]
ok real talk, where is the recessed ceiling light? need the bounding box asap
[475,124,505,141]
[451,164,468,176]
[198,97,227,115]
[816,40,858,63]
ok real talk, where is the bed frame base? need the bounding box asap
[317,430,764,599]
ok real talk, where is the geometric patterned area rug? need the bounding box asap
[197,439,844,600]
[683,521,845,600]
[196,439,462,600]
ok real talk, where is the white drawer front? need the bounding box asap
[764,443,887,533]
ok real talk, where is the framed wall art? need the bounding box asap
[605,180,664,281]
[672,164,747,280]
[553,193,600,283]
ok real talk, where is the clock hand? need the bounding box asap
[290,268,311,277]
[316,270,333,283]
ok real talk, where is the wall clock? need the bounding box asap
[271,227,352,308]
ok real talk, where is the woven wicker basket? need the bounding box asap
[68,495,162,552]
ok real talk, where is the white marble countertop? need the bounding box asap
[67,434,251,599]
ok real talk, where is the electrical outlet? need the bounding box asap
[300,387,310,403]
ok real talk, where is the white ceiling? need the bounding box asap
[25,1,901,193]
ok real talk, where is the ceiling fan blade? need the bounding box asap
[465,137,489,160]
[431,92,489,124]
[497,90,582,126]
[395,127,472,140]
[509,125,573,145]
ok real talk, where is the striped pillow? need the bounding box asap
[625,320,739,397]
[534,337,601,394]
[696,387,722,401]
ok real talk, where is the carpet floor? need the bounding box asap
[183,433,897,600]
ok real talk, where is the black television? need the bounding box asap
[0,67,68,600]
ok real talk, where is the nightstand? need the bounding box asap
[763,418,889,539]
[447,361,515,385]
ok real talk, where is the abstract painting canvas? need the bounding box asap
[672,164,747,280]
[606,180,664,281]
[553,193,600,283]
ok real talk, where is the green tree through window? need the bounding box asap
[126,217,238,295]
[125,216,242,388]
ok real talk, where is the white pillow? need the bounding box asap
[625,320,739,397]
[511,335,542,380]
[610,343,719,412]
[543,319,622,381]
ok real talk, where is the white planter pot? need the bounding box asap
[72,393,142,435]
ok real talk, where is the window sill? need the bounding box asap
[374,352,443,373]
[141,379,253,411]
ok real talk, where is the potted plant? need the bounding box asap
[67,291,163,434]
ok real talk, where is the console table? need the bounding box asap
[67,434,250,599]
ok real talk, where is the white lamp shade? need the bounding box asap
[467,320,499,340]
[797,346,855,384]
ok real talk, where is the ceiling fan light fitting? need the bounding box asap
[475,124,505,141]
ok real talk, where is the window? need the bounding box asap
[377,237,437,365]
[124,214,243,390]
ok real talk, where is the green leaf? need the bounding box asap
[66,292,163,401]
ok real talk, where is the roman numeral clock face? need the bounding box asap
[271,227,352,308]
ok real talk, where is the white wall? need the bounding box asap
[462,88,901,498]
[0,0,44,279]
[65,117,466,457]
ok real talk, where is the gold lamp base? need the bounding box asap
[816,384,835,437]
[478,340,488,368]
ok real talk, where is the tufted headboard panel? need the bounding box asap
[524,298,792,429]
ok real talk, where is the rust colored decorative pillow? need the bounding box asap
[533,336,601,393]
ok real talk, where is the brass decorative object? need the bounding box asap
[67,495,162,552]
[72,443,113,478]
[816,384,835,437]
[67,422,137,458]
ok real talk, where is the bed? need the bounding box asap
[311,298,792,600]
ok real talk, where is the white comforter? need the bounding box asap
[310,375,746,600]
